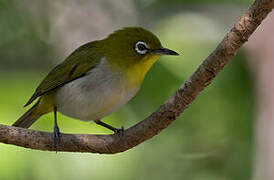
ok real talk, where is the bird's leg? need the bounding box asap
[94,119,124,134]
[53,106,61,151]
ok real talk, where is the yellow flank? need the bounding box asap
[36,93,55,115]
[126,54,160,88]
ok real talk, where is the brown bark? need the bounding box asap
[0,0,274,154]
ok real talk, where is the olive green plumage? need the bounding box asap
[103,27,162,68]
[24,41,103,107]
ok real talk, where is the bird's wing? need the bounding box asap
[24,41,103,107]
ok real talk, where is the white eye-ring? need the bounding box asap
[135,41,149,55]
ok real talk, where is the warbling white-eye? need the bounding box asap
[12,27,179,145]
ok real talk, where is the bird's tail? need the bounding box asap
[12,99,50,128]
[12,101,41,128]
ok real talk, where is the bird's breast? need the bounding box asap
[53,58,140,121]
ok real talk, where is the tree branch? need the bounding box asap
[1,0,274,153]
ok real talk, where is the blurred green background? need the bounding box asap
[0,0,255,179]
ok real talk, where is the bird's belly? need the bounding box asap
[54,78,138,121]
[53,63,139,121]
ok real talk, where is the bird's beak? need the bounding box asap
[151,48,179,56]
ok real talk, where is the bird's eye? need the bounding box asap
[135,41,149,55]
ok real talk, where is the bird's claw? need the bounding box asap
[53,125,61,152]
[114,126,124,136]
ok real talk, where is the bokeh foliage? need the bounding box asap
[0,0,254,179]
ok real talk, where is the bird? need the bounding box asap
[12,27,179,146]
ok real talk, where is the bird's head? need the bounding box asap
[102,27,179,83]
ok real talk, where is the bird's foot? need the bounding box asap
[94,119,124,136]
[113,126,124,136]
[53,125,61,152]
